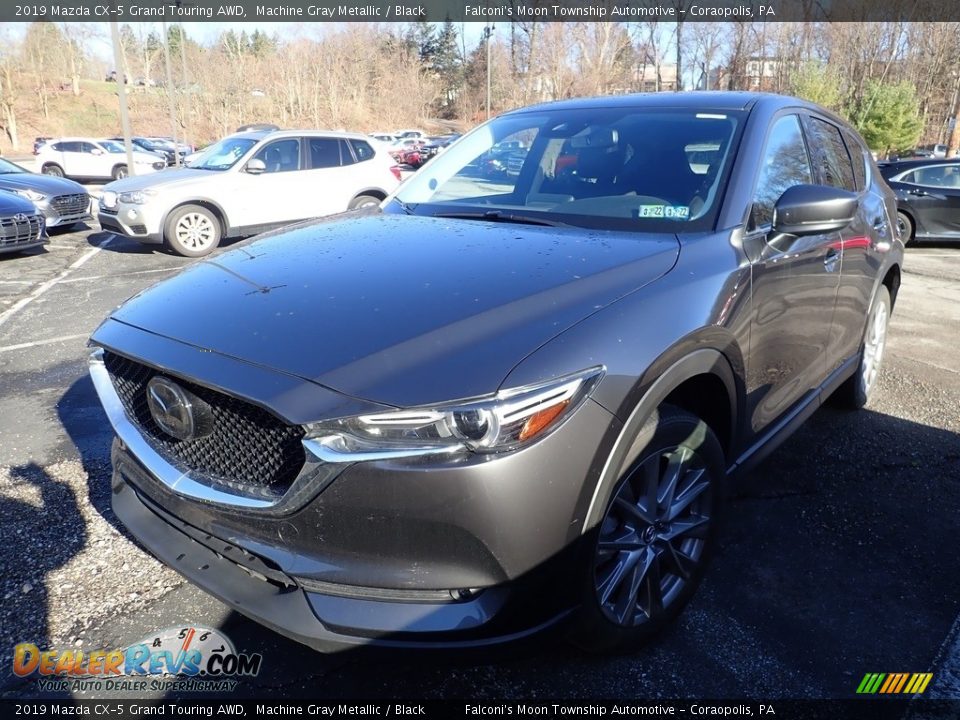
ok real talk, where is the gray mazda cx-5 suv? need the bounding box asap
[89,93,903,653]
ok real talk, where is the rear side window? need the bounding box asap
[338,139,356,166]
[350,139,375,162]
[752,115,813,228]
[308,137,340,169]
[806,117,856,191]
[842,131,867,191]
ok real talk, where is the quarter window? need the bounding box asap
[349,139,375,162]
[807,118,856,191]
[752,115,813,228]
[842,131,867,191]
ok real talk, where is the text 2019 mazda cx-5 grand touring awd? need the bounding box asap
[90,93,902,653]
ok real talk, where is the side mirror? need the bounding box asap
[245,158,266,175]
[90,148,103,156]
[773,184,858,235]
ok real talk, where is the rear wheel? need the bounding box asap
[835,286,891,409]
[164,204,221,258]
[42,164,64,177]
[569,406,724,653]
[348,195,381,210]
[112,164,128,180]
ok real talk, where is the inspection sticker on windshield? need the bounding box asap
[637,204,690,219]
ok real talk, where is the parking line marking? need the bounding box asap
[0,333,89,353]
[58,267,182,284]
[0,235,114,330]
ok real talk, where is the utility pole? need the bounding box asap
[161,21,180,166]
[485,23,494,121]
[948,68,960,158]
[178,23,190,149]
[109,18,135,176]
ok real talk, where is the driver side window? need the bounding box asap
[752,115,813,228]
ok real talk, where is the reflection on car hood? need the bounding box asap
[0,191,38,213]
[103,167,219,193]
[0,173,87,196]
[108,214,679,407]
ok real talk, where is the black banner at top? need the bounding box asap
[3,0,960,23]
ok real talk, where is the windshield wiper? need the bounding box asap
[433,210,572,228]
[391,197,416,215]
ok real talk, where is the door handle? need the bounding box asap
[824,248,840,272]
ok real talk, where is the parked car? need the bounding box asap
[369,133,398,144]
[98,129,402,257]
[386,137,424,163]
[37,138,166,181]
[878,157,960,243]
[394,128,426,139]
[89,93,902,654]
[33,137,53,155]
[107,136,180,166]
[0,190,47,254]
[0,157,92,230]
[417,134,462,164]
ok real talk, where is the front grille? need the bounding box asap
[0,213,43,247]
[103,350,306,497]
[51,192,89,217]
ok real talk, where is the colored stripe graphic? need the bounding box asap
[856,672,933,694]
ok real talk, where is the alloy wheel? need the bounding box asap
[594,445,712,627]
[861,297,888,395]
[175,212,216,253]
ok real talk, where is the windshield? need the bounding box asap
[0,158,26,174]
[188,137,257,171]
[391,108,743,231]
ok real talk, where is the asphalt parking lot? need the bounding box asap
[0,215,958,702]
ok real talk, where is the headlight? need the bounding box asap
[118,190,155,204]
[12,189,45,202]
[305,367,603,461]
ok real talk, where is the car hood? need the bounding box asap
[0,190,40,214]
[107,214,679,408]
[0,173,86,196]
[103,167,221,193]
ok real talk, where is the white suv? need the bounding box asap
[98,130,402,256]
[37,138,166,181]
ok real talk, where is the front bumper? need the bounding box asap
[97,201,164,242]
[112,441,564,651]
[90,334,620,649]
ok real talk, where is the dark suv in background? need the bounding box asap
[90,93,902,653]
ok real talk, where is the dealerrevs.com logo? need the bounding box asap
[12,626,263,693]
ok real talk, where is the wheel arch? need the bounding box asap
[349,187,387,206]
[582,343,743,533]
[162,198,230,239]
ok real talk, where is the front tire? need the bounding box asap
[164,204,221,258]
[112,164,128,180]
[896,211,914,246]
[569,406,724,653]
[835,285,891,409]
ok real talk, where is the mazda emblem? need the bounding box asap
[146,377,201,441]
